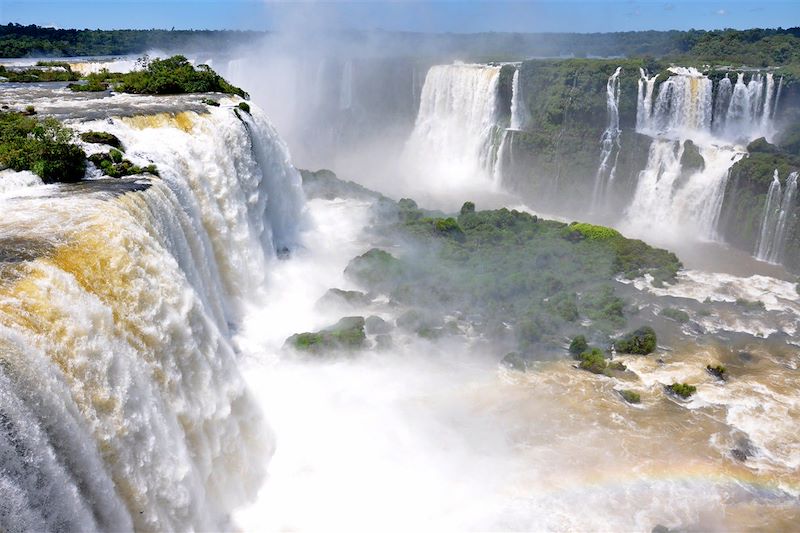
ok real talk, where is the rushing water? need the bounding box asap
[0,89,303,531]
[591,66,622,209]
[1,65,799,532]
[755,171,799,264]
[404,63,503,189]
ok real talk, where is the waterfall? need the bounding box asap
[0,99,305,531]
[636,68,657,132]
[712,75,733,134]
[622,140,744,240]
[755,171,798,263]
[592,67,622,209]
[340,59,353,111]
[639,67,714,137]
[509,68,530,131]
[404,63,502,185]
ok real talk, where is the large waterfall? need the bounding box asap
[621,67,782,240]
[404,63,502,187]
[0,98,304,531]
[755,170,799,263]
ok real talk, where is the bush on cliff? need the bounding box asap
[0,111,86,183]
[614,326,657,355]
[104,55,248,97]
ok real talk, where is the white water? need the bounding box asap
[404,63,502,191]
[755,171,799,264]
[592,67,622,209]
[621,139,744,241]
[509,67,530,131]
[0,96,304,531]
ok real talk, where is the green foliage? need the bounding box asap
[344,248,406,292]
[614,326,657,355]
[735,298,766,312]
[660,307,690,323]
[285,316,367,354]
[0,111,85,183]
[566,222,622,241]
[237,101,250,113]
[0,64,78,82]
[111,55,247,97]
[88,150,158,178]
[79,131,123,149]
[460,201,475,216]
[202,98,220,107]
[578,348,608,374]
[568,335,588,355]
[666,382,697,399]
[334,181,682,353]
[23,105,35,115]
[706,364,727,380]
[618,389,641,404]
[67,80,108,92]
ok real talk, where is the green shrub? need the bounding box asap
[202,98,220,107]
[614,326,657,355]
[735,298,765,312]
[237,101,250,113]
[618,389,641,404]
[79,131,123,149]
[660,307,690,323]
[578,348,607,374]
[285,316,366,354]
[706,364,727,380]
[666,382,697,399]
[88,150,158,178]
[113,55,248,97]
[460,201,476,216]
[568,334,588,355]
[0,111,86,183]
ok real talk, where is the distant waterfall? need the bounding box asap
[622,140,743,240]
[405,63,502,185]
[636,68,657,132]
[637,67,713,137]
[0,99,305,531]
[509,68,530,131]
[592,67,622,208]
[636,68,779,143]
[755,171,798,263]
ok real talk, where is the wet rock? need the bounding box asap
[285,316,366,354]
[317,288,371,309]
[79,131,123,150]
[501,352,528,372]
[618,389,641,404]
[731,434,757,462]
[365,315,391,335]
[374,334,393,351]
[706,364,727,381]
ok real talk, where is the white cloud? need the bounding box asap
[716,8,727,15]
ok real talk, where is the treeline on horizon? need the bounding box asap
[2,22,800,67]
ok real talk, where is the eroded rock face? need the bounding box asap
[285,316,367,355]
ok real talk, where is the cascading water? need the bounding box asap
[591,67,622,208]
[636,68,657,132]
[404,63,502,188]
[623,67,785,241]
[509,67,530,131]
[0,96,305,531]
[755,171,798,263]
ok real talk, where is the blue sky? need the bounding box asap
[1,1,798,33]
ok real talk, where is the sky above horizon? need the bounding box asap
[1,0,798,34]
